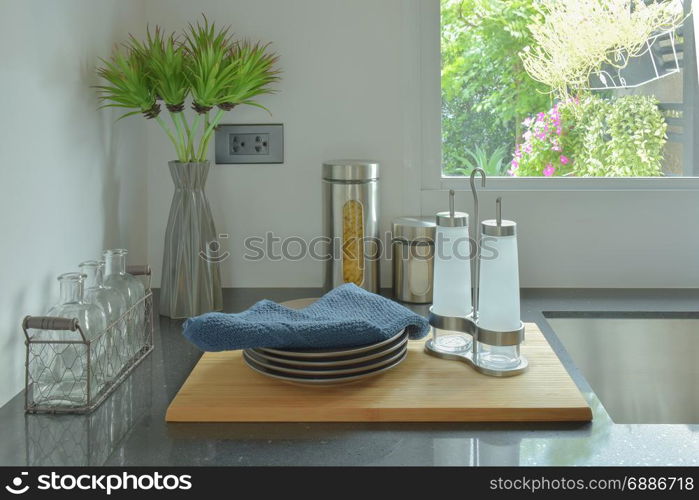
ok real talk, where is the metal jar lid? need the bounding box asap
[322,160,379,182]
[392,217,436,242]
[481,219,516,237]
[436,211,468,227]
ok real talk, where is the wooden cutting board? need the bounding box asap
[166,323,592,422]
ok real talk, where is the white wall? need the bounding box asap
[145,0,413,288]
[422,189,699,287]
[0,0,148,407]
[144,0,699,290]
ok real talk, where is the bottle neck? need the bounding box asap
[79,261,103,289]
[104,251,127,277]
[58,274,84,304]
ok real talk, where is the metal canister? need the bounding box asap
[392,217,436,304]
[322,160,380,293]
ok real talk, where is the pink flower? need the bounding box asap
[523,144,533,154]
[556,127,563,135]
[543,163,556,177]
[523,117,533,127]
[508,160,520,176]
[536,112,546,122]
[551,144,562,152]
[560,155,569,165]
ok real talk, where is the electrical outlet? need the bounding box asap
[215,124,283,164]
[230,133,270,155]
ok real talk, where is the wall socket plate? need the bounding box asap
[215,124,284,164]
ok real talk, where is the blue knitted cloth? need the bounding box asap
[182,284,430,352]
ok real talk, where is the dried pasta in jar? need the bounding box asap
[342,200,364,286]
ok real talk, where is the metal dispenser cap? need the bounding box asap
[392,217,436,241]
[482,197,516,236]
[322,160,379,182]
[436,189,468,227]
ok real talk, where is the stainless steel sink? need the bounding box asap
[546,313,699,424]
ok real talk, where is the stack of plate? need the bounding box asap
[243,329,408,386]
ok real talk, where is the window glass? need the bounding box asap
[441,0,697,177]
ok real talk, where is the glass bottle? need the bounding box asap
[431,190,473,353]
[35,273,108,406]
[103,249,145,360]
[476,208,523,371]
[80,260,128,379]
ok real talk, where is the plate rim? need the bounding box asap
[258,328,407,359]
[250,333,409,368]
[242,349,408,385]
[244,345,407,376]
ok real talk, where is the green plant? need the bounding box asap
[450,145,508,177]
[441,0,551,175]
[96,44,159,119]
[565,95,667,176]
[512,94,667,176]
[96,16,280,162]
[521,0,685,100]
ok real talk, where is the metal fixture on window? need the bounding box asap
[588,28,683,90]
[425,169,528,377]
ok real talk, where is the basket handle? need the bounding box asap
[22,316,87,342]
[126,265,151,276]
[126,265,152,289]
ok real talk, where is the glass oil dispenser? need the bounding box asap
[431,190,473,353]
[476,199,524,370]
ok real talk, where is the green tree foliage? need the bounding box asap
[441,0,551,175]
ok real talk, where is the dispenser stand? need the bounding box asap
[425,168,528,377]
[425,311,528,377]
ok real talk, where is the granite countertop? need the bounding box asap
[1,288,698,466]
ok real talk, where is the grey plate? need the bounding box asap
[244,345,407,376]
[242,349,408,386]
[250,333,409,368]
[258,328,407,360]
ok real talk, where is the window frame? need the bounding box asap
[421,0,699,192]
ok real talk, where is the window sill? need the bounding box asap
[431,176,699,192]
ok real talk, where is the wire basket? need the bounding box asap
[588,29,682,90]
[22,265,154,414]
